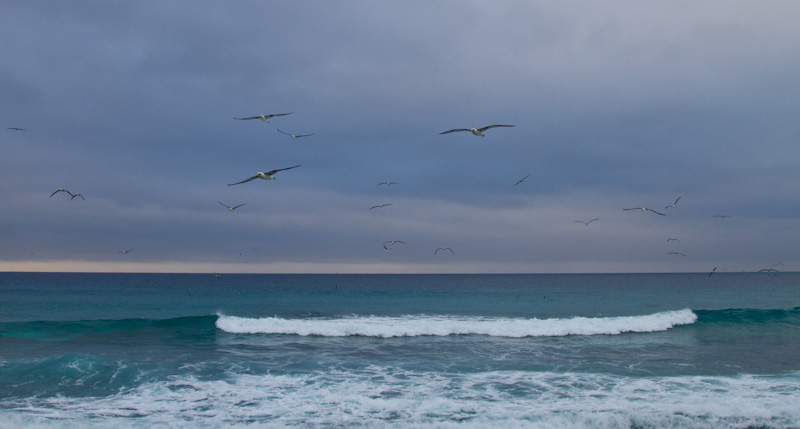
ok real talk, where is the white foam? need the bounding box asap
[2,370,799,428]
[215,309,698,337]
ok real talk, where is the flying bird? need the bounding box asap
[665,197,682,209]
[49,188,74,198]
[440,124,515,137]
[277,129,314,139]
[666,238,680,242]
[383,240,407,245]
[623,207,666,216]
[234,113,293,122]
[377,181,401,186]
[227,165,301,186]
[118,249,133,254]
[708,267,717,277]
[574,219,599,225]
[370,204,393,209]
[435,247,455,255]
[219,202,247,211]
[7,127,26,131]
[513,175,530,187]
[667,252,686,256]
[70,193,85,201]
[713,215,731,218]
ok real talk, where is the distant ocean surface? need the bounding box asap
[1,272,799,428]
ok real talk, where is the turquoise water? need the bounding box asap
[1,272,799,427]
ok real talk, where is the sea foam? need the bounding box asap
[215,309,697,337]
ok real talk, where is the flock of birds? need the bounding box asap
[7,117,785,273]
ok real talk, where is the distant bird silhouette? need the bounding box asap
[228,165,300,186]
[219,202,247,211]
[118,249,133,254]
[383,240,406,245]
[7,127,26,131]
[623,207,665,216]
[49,188,74,198]
[667,252,686,256]
[666,238,680,242]
[574,219,599,225]
[440,124,514,137]
[513,175,530,187]
[370,204,393,209]
[713,215,731,218]
[377,181,401,186]
[234,113,292,122]
[708,267,717,277]
[277,129,314,139]
[665,197,682,209]
[70,193,85,201]
[434,247,455,255]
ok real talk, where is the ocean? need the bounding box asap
[1,272,799,428]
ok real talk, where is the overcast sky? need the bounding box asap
[2,1,799,273]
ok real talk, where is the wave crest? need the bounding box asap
[215,309,697,338]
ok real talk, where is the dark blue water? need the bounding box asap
[1,272,799,428]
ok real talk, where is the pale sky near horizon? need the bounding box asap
[2,1,799,274]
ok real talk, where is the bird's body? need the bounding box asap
[623,207,666,216]
[219,202,246,211]
[440,124,515,137]
[234,113,292,122]
[228,165,300,186]
[377,181,401,186]
[277,129,313,139]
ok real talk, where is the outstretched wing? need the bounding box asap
[478,124,515,132]
[231,203,247,210]
[234,116,261,120]
[227,175,259,186]
[265,164,301,176]
[439,128,470,135]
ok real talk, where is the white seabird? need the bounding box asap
[219,202,247,211]
[277,129,314,139]
[234,113,293,122]
[623,207,666,216]
[440,124,515,137]
[228,165,301,186]
[665,196,682,209]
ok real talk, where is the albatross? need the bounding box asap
[440,124,515,137]
[234,113,293,122]
[228,165,301,186]
[277,129,314,139]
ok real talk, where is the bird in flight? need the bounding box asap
[513,175,530,187]
[277,129,314,139]
[440,124,515,137]
[665,197,682,209]
[219,202,247,211]
[574,219,599,225]
[228,165,301,186]
[7,127,26,131]
[708,267,717,277]
[49,188,74,198]
[234,113,293,122]
[713,215,731,218]
[377,181,401,186]
[118,249,133,254]
[383,240,406,245]
[666,238,680,242]
[667,252,686,256]
[623,207,666,216]
[370,204,393,209]
[70,193,85,201]
[435,247,455,255]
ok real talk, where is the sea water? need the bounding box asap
[1,272,799,428]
